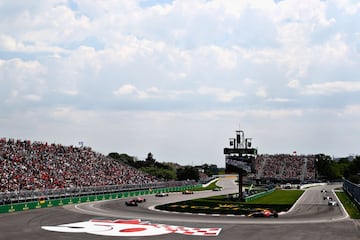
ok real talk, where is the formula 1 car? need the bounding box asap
[323,195,332,200]
[125,200,138,206]
[328,200,338,206]
[155,193,169,197]
[182,190,194,194]
[247,209,279,218]
[133,197,146,203]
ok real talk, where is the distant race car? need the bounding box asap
[328,200,338,206]
[182,190,194,194]
[247,209,279,218]
[320,189,327,193]
[323,195,332,200]
[125,200,138,206]
[155,193,169,197]
[133,197,146,203]
[212,187,223,191]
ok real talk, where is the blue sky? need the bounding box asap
[1,0,360,167]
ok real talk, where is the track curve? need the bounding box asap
[0,179,359,240]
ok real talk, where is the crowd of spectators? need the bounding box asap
[255,154,316,181]
[1,137,319,193]
[0,138,159,192]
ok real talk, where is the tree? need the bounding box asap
[198,164,219,176]
[327,162,341,180]
[176,166,200,181]
[141,166,176,180]
[108,152,137,167]
[315,154,334,179]
[315,154,360,182]
[145,152,156,166]
[347,157,360,184]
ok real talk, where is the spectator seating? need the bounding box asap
[0,138,158,192]
[255,154,316,181]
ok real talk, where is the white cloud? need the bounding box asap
[244,108,303,118]
[23,94,42,101]
[113,84,161,99]
[186,108,303,120]
[1,0,360,164]
[168,72,187,80]
[244,78,256,86]
[334,0,360,15]
[342,104,360,115]
[146,87,160,94]
[168,89,194,99]
[0,34,18,51]
[198,87,243,102]
[0,58,47,104]
[51,107,74,119]
[63,90,78,96]
[113,85,244,102]
[256,87,267,97]
[113,84,137,96]
[0,58,46,77]
[266,98,292,103]
[201,45,237,70]
[317,33,349,63]
[301,81,360,95]
[288,79,300,89]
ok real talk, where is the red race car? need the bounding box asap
[133,197,146,203]
[125,200,138,206]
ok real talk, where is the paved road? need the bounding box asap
[0,179,359,240]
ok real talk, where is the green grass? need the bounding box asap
[248,189,304,205]
[156,189,304,214]
[336,191,360,219]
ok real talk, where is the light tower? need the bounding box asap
[224,128,257,200]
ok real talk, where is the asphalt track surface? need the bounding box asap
[0,179,359,240]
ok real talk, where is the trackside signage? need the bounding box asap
[0,185,200,214]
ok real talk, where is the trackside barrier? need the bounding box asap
[0,184,200,214]
[202,178,219,188]
[244,188,276,202]
[343,179,360,208]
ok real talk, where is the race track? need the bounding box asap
[0,179,359,240]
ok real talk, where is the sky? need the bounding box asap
[1,0,360,167]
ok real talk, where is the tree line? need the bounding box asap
[107,152,360,184]
[107,152,220,181]
[316,154,360,183]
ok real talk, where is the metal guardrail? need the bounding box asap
[343,179,360,207]
[0,183,201,214]
[0,180,196,205]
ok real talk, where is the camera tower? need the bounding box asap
[224,128,257,200]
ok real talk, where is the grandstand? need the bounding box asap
[255,154,316,183]
[0,138,159,193]
[1,137,317,193]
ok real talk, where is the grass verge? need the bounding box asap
[156,189,304,215]
[249,189,304,204]
[336,191,360,219]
